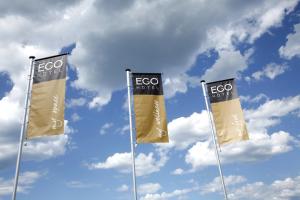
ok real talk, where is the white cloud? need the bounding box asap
[279,23,300,59]
[23,135,68,160]
[171,168,184,175]
[157,95,300,171]
[87,150,168,176]
[228,176,300,200]
[117,184,129,192]
[116,125,130,135]
[138,183,161,195]
[69,0,298,105]
[65,180,101,189]
[240,93,269,103]
[158,111,211,150]
[0,0,81,21]
[200,1,297,82]
[247,1,296,42]
[22,120,73,161]
[201,175,300,200]
[201,175,247,194]
[0,120,73,170]
[251,63,288,80]
[71,113,81,122]
[99,122,114,135]
[122,94,129,111]
[245,95,300,118]
[67,97,87,108]
[136,150,168,177]
[201,49,248,82]
[87,152,130,172]
[139,175,300,200]
[140,188,193,200]
[185,128,295,170]
[163,74,198,99]
[88,94,112,110]
[183,95,300,170]
[0,0,297,112]
[0,171,43,196]
[185,141,216,169]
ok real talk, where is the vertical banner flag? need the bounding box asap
[27,54,67,138]
[206,78,249,145]
[132,73,169,143]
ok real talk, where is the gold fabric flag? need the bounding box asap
[132,73,169,143]
[27,54,67,138]
[207,78,249,145]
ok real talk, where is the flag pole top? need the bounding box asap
[125,69,131,72]
[201,80,205,83]
[29,56,35,60]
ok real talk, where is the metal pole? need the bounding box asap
[12,56,35,200]
[201,80,228,200]
[125,69,138,200]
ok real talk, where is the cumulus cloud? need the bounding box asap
[138,183,161,195]
[163,95,300,170]
[117,184,129,192]
[158,111,211,150]
[201,175,247,194]
[99,122,114,135]
[0,0,81,20]
[163,74,199,99]
[88,94,112,110]
[71,113,81,122]
[228,176,300,200]
[140,188,193,200]
[200,175,300,200]
[65,180,101,189]
[70,0,298,103]
[87,150,168,176]
[201,49,248,82]
[279,23,300,59]
[251,63,288,81]
[240,93,269,104]
[23,135,70,161]
[116,125,130,135]
[0,171,43,197]
[139,175,300,200]
[66,97,87,108]
[0,0,297,111]
[0,120,73,170]
[185,132,296,170]
[245,95,300,134]
[171,168,184,175]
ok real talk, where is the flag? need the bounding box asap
[206,78,249,145]
[27,54,67,138]
[132,73,169,143]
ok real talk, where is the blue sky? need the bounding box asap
[1,1,300,200]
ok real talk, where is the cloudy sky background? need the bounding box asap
[0,0,300,199]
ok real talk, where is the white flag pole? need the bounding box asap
[12,56,35,200]
[201,80,228,200]
[125,69,138,200]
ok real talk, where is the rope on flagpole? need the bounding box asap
[201,80,229,200]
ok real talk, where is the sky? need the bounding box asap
[0,0,300,200]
